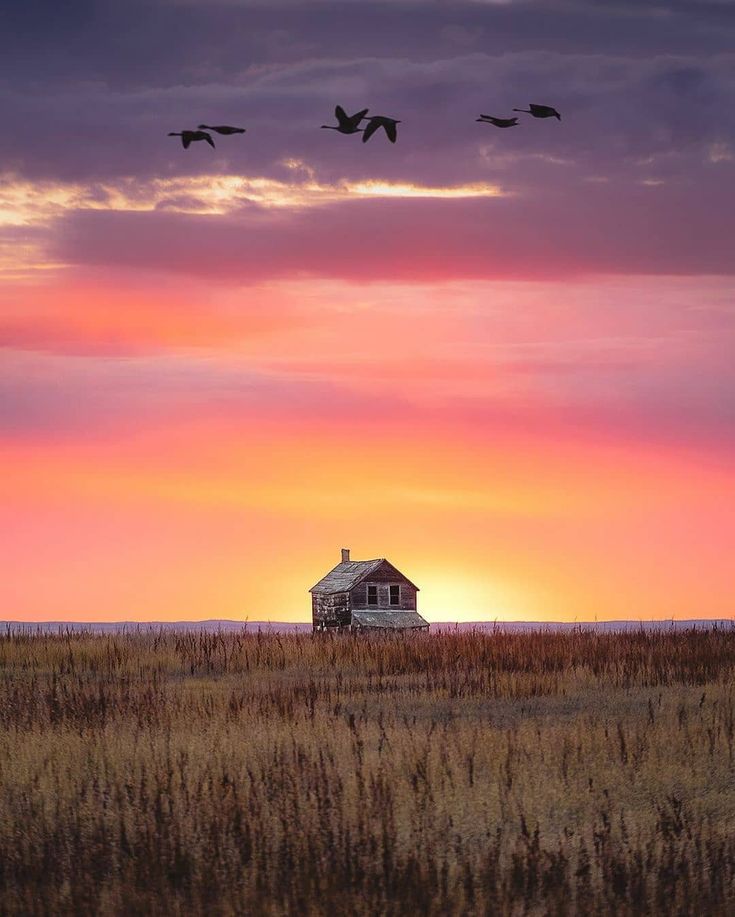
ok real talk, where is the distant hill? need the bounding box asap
[2,619,733,634]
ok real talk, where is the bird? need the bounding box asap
[513,103,561,120]
[197,124,246,135]
[168,130,215,149]
[476,115,518,128]
[362,115,401,143]
[321,106,369,134]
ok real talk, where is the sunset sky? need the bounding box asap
[1,0,734,622]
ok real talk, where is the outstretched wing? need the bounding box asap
[335,105,349,127]
[182,135,191,149]
[203,132,215,148]
[351,108,369,126]
[361,119,381,143]
[384,120,398,143]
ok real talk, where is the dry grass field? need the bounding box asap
[2,628,735,916]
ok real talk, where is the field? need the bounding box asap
[2,628,735,915]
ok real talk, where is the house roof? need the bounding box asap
[310,558,385,594]
[310,557,420,595]
[352,611,429,629]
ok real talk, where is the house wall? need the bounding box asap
[312,592,351,629]
[350,583,416,610]
[350,562,417,611]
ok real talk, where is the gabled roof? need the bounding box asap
[310,558,385,595]
[352,611,428,630]
[310,557,420,595]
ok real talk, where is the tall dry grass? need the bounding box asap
[1,627,735,915]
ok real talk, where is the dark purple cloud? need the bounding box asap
[1,0,733,290]
[3,1,734,93]
[0,0,733,187]
[51,171,735,280]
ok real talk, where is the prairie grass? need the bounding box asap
[1,627,735,915]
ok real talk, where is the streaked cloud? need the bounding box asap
[0,172,505,221]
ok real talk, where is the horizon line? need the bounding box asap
[3,617,733,628]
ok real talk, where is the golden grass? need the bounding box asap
[1,628,735,915]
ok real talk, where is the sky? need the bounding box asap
[1,0,734,622]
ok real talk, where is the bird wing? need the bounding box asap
[361,119,381,143]
[182,135,191,149]
[203,132,215,148]
[350,108,369,127]
[335,105,349,127]
[384,120,398,143]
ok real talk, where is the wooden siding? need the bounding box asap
[350,561,417,611]
[312,592,351,629]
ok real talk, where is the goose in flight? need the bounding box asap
[198,124,246,135]
[321,106,369,134]
[477,115,518,128]
[168,129,215,149]
[513,103,561,120]
[362,115,400,143]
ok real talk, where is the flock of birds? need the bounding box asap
[168,102,561,149]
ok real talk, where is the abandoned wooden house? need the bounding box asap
[310,548,429,632]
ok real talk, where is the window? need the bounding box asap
[390,585,400,606]
[367,584,378,606]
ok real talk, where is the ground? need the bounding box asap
[1,628,734,915]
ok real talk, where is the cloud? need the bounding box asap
[3,1,733,99]
[2,274,734,459]
[0,173,505,227]
[0,32,733,283]
[48,173,735,282]
[0,35,733,187]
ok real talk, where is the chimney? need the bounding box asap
[341,548,350,563]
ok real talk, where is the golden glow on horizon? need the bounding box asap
[2,408,733,623]
[420,572,541,623]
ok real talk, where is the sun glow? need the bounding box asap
[419,572,541,623]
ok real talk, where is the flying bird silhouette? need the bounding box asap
[513,104,561,120]
[321,106,369,134]
[197,124,246,135]
[168,130,215,149]
[362,116,401,143]
[477,115,519,128]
